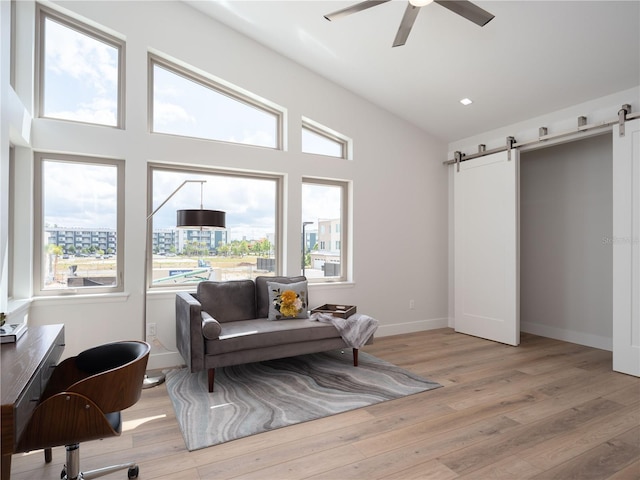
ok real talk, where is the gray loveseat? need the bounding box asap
[175,276,373,392]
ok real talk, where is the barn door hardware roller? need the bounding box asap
[506,136,516,161]
[619,104,631,137]
[455,151,463,172]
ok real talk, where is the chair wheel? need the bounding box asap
[128,465,139,479]
[60,467,66,479]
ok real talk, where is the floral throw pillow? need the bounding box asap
[267,280,308,320]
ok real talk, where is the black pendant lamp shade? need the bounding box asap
[176,209,226,229]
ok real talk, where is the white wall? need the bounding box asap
[8,1,448,368]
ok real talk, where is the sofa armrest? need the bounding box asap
[176,291,206,373]
[201,312,222,340]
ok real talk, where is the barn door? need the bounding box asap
[613,117,640,377]
[454,149,520,346]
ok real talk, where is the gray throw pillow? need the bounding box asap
[266,280,308,320]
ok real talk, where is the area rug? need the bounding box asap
[165,350,442,451]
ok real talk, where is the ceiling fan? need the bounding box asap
[324,0,495,47]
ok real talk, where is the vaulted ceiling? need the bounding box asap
[186,1,640,143]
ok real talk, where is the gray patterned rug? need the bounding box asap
[165,350,442,451]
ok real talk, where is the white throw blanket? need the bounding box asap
[310,312,378,348]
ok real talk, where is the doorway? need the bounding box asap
[520,133,613,350]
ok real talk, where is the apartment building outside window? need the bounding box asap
[301,179,348,282]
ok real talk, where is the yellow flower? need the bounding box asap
[280,303,299,317]
[280,290,297,304]
[278,289,301,317]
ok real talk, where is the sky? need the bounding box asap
[42,12,343,242]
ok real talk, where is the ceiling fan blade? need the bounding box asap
[434,0,495,26]
[393,3,421,47]
[324,0,391,22]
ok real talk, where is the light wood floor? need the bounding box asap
[10,329,640,480]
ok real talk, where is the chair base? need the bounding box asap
[62,443,139,480]
[142,372,165,389]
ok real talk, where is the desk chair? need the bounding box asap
[16,340,150,480]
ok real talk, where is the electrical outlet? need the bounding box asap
[409,300,415,310]
[146,322,157,338]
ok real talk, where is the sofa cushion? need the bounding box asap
[206,318,340,355]
[255,275,307,319]
[197,280,256,323]
[267,280,308,320]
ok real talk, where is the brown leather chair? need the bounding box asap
[16,340,150,480]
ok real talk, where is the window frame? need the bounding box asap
[301,117,351,160]
[7,146,15,298]
[35,4,126,128]
[33,152,125,296]
[149,54,284,150]
[302,177,350,283]
[10,0,16,88]
[148,163,283,290]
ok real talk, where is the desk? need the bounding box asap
[1,324,65,480]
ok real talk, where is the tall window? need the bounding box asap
[150,166,280,286]
[34,153,124,295]
[301,179,348,282]
[150,56,282,149]
[36,5,124,127]
[302,118,350,159]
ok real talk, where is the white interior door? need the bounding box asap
[613,118,640,377]
[454,150,520,346]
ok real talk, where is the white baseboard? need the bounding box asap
[521,321,612,351]
[147,350,184,370]
[375,317,449,337]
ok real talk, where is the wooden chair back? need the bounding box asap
[17,341,150,452]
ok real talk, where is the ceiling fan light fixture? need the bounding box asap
[409,0,433,7]
[324,0,494,47]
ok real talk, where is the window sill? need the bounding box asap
[308,281,355,289]
[31,291,130,307]
[6,298,32,319]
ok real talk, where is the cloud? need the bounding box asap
[43,159,118,229]
[43,16,119,125]
[302,183,342,226]
[153,101,196,129]
[152,63,277,147]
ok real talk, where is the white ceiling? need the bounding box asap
[186,0,640,143]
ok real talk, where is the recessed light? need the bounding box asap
[460,98,473,106]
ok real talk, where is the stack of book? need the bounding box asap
[0,322,27,344]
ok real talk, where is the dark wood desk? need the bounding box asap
[1,324,65,480]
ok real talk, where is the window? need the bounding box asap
[150,56,282,149]
[150,165,280,287]
[302,118,350,159]
[34,153,124,295]
[36,5,124,127]
[301,179,348,282]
